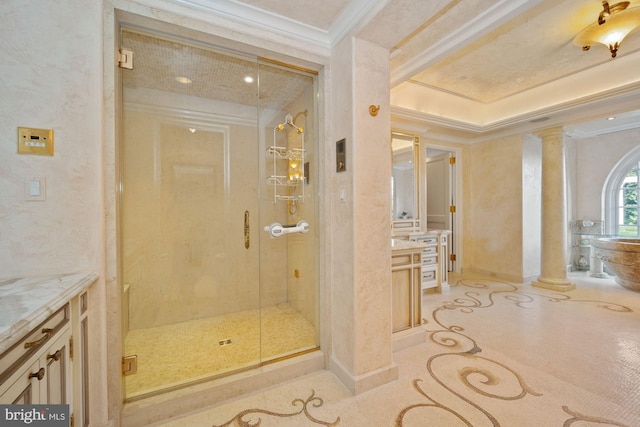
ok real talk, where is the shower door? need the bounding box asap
[120,30,318,399]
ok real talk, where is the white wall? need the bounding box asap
[0,0,103,277]
[0,1,108,425]
[573,128,640,221]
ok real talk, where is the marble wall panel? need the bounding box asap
[465,136,524,280]
[352,37,392,375]
[122,107,264,329]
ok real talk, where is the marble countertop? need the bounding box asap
[391,239,426,252]
[0,272,97,354]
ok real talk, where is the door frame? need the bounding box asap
[423,142,463,273]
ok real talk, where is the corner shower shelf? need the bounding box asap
[266,175,305,187]
[267,146,304,160]
[267,115,306,203]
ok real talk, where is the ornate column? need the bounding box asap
[532,127,575,292]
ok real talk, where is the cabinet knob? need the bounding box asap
[29,367,45,381]
[47,349,62,362]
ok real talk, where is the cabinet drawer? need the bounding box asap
[392,253,421,266]
[422,246,437,256]
[422,269,436,282]
[418,237,437,245]
[422,255,437,265]
[0,304,69,384]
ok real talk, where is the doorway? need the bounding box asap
[426,147,457,272]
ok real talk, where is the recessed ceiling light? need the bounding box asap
[244,76,254,83]
[607,116,616,121]
[175,76,192,84]
[188,128,196,133]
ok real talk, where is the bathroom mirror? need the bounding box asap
[392,132,420,233]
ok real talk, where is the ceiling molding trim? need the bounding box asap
[328,0,392,47]
[485,82,640,130]
[392,83,640,143]
[392,106,484,133]
[566,121,640,139]
[390,0,543,87]
[392,79,640,132]
[168,0,332,48]
[390,121,430,135]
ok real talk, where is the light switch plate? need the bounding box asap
[25,177,46,201]
[18,127,54,156]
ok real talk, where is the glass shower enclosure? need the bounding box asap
[119,29,319,399]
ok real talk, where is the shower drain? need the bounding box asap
[218,338,232,346]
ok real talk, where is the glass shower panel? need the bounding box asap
[121,30,261,398]
[257,60,319,362]
[120,29,319,400]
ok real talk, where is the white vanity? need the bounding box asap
[0,273,96,427]
[391,239,426,333]
[409,230,450,290]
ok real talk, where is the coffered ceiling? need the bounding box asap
[162,0,640,142]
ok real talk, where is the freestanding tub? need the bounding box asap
[592,238,640,292]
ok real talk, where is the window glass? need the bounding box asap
[617,163,639,236]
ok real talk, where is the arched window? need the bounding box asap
[603,146,640,236]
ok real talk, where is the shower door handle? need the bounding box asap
[264,220,310,238]
[244,210,250,249]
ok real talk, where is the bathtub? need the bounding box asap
[592,238,640,292]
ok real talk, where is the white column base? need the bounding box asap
[532,278,575,292]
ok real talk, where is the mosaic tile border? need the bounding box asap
[211,390,340,427]
[395,278,634,427]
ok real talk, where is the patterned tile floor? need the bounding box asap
[154,272,640,427]
[125,303,318,398]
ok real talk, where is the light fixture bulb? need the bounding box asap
[244,76,254,83]
[573,2,640,58]
[175,76,192,84]
[288,159,301,181]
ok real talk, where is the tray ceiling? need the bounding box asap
[149,0,640,141]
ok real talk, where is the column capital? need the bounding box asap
[535,126,565,140]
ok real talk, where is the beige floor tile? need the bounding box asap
[125,303,317,397]
[154,272,640,426]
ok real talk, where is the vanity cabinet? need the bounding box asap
[0,274,93,427]
[391,240,425,333]
[410,234,438,290]
[409,230,450,291]
[0,304,72,405]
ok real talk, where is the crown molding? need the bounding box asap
[390,0,543,87]
[391,82,640,144]
[328,0,391,47]
[167,0,390,51]
[170,0,332,48]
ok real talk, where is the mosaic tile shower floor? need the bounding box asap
[154,272,640,427]
[125,303,317,398]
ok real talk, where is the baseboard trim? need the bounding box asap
[329,356,398,395]
[392,327,426,353]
